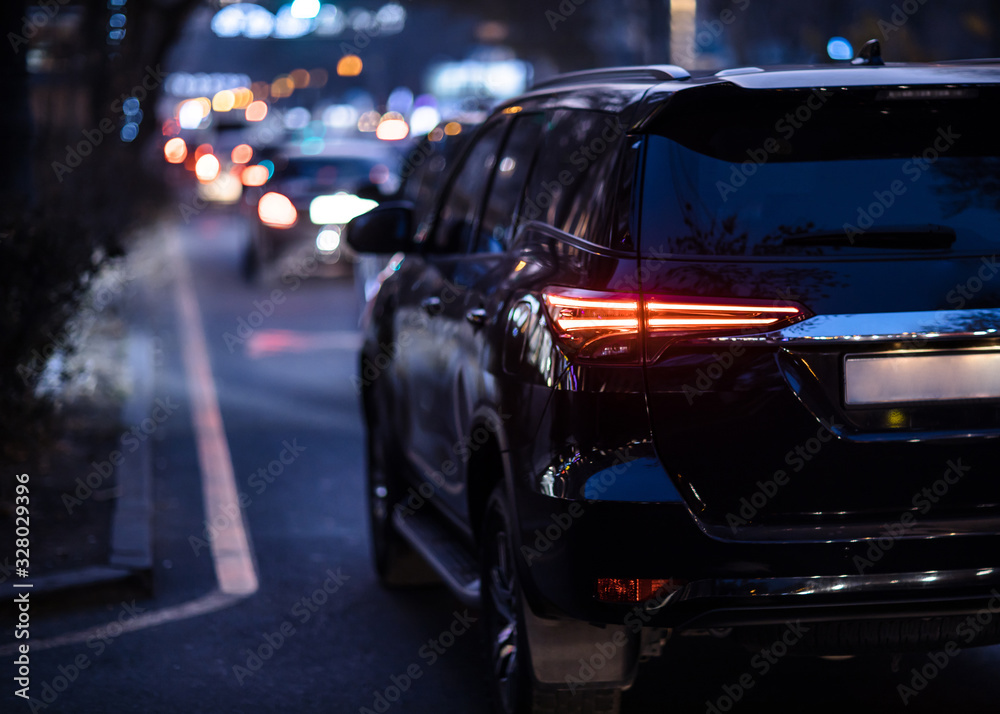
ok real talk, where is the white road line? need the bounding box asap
[0,591,241,656]
[170,228,259,596]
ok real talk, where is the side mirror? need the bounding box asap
[344,202,416,254]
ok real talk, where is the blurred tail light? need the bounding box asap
[194,154,221,183]
[231,144,253,164]
[258,192,297,228]
[241,164,269,187]
[163,137,187,164]
[542,287,808,363]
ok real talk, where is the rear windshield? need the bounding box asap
[640,85,1000,258]
[275,157,380,186]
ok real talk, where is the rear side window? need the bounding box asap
[402,134,469,232]
[520,110,625,246]
[641,86,1000,258]
[430,120,508,252]
[474,113,544,253]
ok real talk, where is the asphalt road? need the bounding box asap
[7,210,1000,713]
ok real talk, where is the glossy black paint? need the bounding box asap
[358,61,1000,652]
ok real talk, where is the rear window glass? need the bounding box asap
[521,110,625,246]
[274,157,380,188]
[641,86,1000,258]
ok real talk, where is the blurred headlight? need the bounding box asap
[198,171,243,204]
[309,192,378,225]
[259,192,298,228]
[316,227,341,252]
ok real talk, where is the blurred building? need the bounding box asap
[689,0,1000,68]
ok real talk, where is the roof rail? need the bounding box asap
[531,64,691,90]
[932,57,1000,65]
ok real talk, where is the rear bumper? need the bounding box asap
[511,489,1000,634]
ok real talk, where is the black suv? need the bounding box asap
[348,52,1000,713]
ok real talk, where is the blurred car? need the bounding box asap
[241,140,402,280]
[349,49,1000,713]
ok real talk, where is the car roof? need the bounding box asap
[504,59,1000,130]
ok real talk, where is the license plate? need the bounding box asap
[844,351,1000,406]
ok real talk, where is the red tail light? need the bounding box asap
[258,192,297,229]
[543,289,640,361]
[542,287,808,363]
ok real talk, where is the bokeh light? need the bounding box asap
[370,164,390,185]
[178,98,211,130]
[241,164,270,187]
[258,192,298,228]
[290,0,321,20]
[245,100,269,122]
[337,55,363,77]
[231,144,253,164]
[232,87,254,109]
[310,68,329,87]
[195,154,222,183]
[376,112,409,141]
[357,110,380,132]
[271,76,295,98]
[409,106,441,136]
[250,81,270,101]
[827,36,854,61]
[301,136,325,155]
[164,137,188,164]
[290,69,311,88]
[212,90,236,112]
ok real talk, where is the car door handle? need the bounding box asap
[465,308,487,327]
[421,296,443,315]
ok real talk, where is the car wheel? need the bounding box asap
[365,386,436,587]
[480,486,621,714]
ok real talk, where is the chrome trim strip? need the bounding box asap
[768,308,1000,344]
[672,568,1000,603]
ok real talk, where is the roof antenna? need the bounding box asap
[852,39,885,66]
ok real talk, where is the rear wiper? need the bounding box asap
[781,224,956,249]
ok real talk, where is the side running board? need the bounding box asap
[393,508,481,607]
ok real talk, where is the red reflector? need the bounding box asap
[595,578,684,603]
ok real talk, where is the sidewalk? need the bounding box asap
[0,245,156,601]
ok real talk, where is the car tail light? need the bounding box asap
[542,287,808,363]
[258,192,297,228]
[543,289,641,362]
[241,165,269,187]
[595,578,685,603]
[194,154,221,183]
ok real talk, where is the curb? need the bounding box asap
[109,331,155,574]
